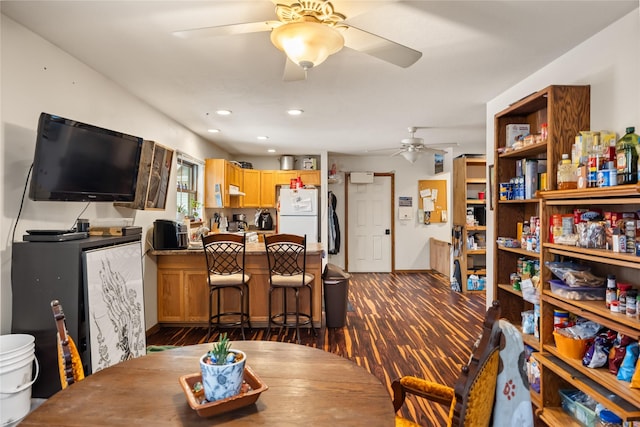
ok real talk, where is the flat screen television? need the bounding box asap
[29,113,143,202]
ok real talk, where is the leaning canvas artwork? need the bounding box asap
[83,242,146,372]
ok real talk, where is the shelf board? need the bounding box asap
[497,245,540,258]
[467,249,486,255]
[498,198,540,204]
[498,141,548,159]
[466,199,487,205]
[539,184,640,200]
[466,178,486,184]
[539,407,582,427]
[466,269,487,276]
[544,243,640,270]
[537,352,640,419]
[542,291,640,337]
[467,225,487,231]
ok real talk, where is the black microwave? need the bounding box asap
[153,220,188,250]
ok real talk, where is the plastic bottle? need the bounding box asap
[615,127,639,185]
[557,154,577,190]
[606,274,617,309]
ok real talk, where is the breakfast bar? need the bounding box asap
[152,242,324,327]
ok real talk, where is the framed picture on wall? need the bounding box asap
[434,153,444,174]
[83,241,146,373]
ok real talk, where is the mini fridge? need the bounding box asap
[278,188,319,242]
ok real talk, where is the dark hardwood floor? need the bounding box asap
[146,271,486,426]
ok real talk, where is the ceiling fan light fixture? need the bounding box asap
[270,21,344,70]
[400,150,420,163]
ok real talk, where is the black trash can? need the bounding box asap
[322,263,351,328]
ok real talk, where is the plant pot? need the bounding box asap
[199,350,246,402]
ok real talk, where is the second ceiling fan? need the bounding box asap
[173,1,422,81]
[391,127,458,163]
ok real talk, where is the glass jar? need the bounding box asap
[557,154,577,190]
[616,127,639,185]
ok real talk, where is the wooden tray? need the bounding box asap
[179,365,268,417]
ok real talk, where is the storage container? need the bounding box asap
[553,331,591,360]
[559,389,597,427]
[549,279,606,301]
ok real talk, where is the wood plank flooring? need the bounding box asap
[146,271,486,426]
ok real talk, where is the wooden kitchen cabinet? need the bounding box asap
[272,170,320,186]
[298,170,321,186]
[154,244,324,327]
[204,158,242,208]
[260,170,276,208]
[242,168,261,208]
[274,170,298,186]
[157,255,208,323]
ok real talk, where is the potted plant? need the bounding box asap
[199,333,246,402]
[191,200,202,222]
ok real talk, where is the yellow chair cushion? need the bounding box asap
[208,272,250,285]
[270,273,314,287]
[400,376,455,401]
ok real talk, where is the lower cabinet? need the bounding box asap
[157,255,208,323]
[155,248,323,327]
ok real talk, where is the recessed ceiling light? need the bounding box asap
[267,149,276,153]
[287,109,304,116]
[257,136,269,140]
[216,109,232,116]
[207,128,220,133]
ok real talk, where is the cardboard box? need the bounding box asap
[506,124,530,148]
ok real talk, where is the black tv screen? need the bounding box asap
[29,113,143,202]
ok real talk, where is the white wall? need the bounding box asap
[326,152,454,271]
[0,15,228,334]
[485,10,640,306]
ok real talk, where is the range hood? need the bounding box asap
[229,185,245,196]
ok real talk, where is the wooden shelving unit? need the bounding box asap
[453,155,487,292]
[533,185,640,425]
[492,85,595,425]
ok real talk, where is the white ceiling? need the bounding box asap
[2,1,638,158]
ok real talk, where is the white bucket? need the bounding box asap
[0,334,34,360]
[0,335,39,426]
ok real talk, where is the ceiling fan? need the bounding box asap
[389,127,458,163]
[173,1,422,81]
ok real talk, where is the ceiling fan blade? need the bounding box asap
[425,142,459,148]
[341,24,422,68]
[173,21,280,39]
[419,147,447,155]
[282,58,307,81]
[389,149,405,157]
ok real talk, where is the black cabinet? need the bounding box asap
[11,235,141,397]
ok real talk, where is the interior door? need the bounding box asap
[347,175,392,272]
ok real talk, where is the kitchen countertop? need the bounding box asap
[150,241,324,256]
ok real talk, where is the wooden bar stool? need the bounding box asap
[264,233,316,344]
[202,233,251,340]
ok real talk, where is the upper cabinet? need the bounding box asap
[204,159,243,208]
[205,162,321,209]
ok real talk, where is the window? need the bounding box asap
[176,153,203,220]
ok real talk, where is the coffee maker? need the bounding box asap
[229,214,248,232]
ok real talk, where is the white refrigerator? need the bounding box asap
[278,188,319,242]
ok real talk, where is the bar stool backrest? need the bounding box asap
[202,233,247,277]
[264,234,307,278]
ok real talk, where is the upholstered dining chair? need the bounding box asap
[392,301,504,427]
[264,233,316,344]
[202,233,251,340]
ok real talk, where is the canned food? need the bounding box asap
[510,273,521,291]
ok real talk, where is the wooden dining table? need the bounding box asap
[20,340,395,426]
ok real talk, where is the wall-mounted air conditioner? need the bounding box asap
[350,172,374,184]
